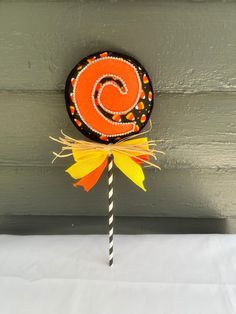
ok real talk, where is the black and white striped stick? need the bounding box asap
[108,153,114,266]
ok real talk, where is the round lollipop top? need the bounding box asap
[65,51,153,143]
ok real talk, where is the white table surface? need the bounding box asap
[0,234,236,314]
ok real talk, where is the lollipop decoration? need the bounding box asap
[50,51,162,266]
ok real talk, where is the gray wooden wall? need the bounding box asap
[0,0,236,233]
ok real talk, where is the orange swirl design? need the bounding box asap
[73,57,141,137]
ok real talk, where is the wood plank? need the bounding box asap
[1,166,236,218]
[1,216,235,235]
[0,1,236,91]
[0,91,235,169]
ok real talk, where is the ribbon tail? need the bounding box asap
[132,154,149,164]
[73,158,108,192]
[113,152,146,191]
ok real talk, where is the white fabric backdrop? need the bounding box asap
[0,234,236,314]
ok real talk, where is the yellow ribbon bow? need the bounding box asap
[50,131,162,192]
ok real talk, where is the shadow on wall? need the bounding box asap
[0,215,232,235]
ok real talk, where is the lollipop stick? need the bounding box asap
[108,153,114,266]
